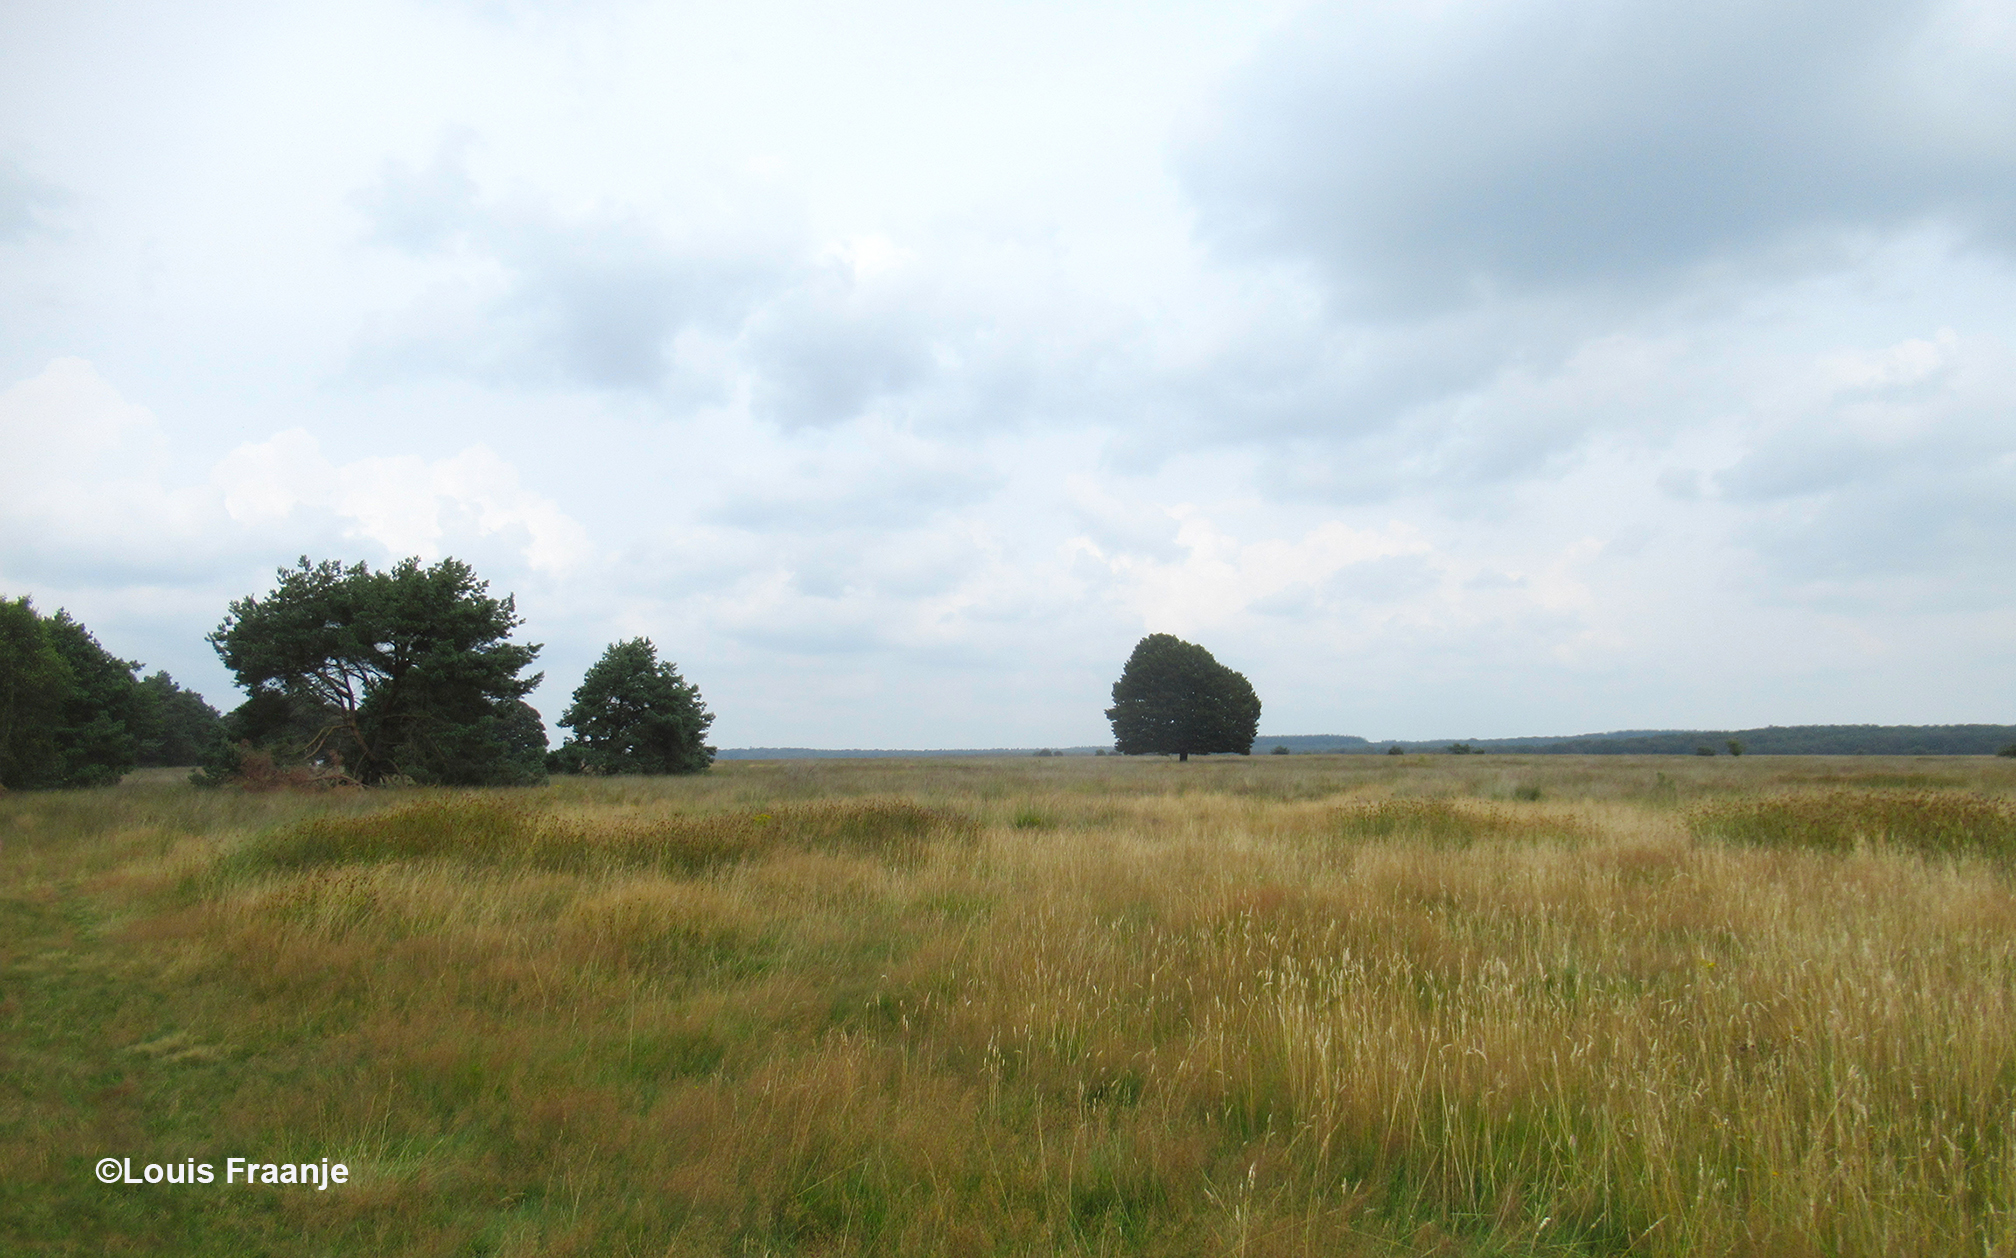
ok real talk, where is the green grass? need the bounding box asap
[5,752,2016,1255]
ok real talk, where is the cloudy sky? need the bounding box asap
[4,0,2014,748]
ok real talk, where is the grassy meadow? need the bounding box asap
[6,752,2016,1256]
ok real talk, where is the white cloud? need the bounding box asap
[0,358,220,580]
[1073,512,1434,637]
[214,430,595,574]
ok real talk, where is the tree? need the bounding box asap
[208,557,547,786]
[1105,633,1260,762]
[42,610,146,787]
[0,597,178,789]
[0,597,71,788]
[133,671,223,767]
[555,638,714,775]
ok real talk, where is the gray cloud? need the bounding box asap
[742,269,940,429]
[705,454,1001,533]
[352,143,787,392]
[1184,0,2016,316]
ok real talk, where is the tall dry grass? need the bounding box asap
[5,752,2016,1255]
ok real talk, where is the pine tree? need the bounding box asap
[556,639,715,775]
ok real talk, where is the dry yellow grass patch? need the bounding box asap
[5,752,2016,1255]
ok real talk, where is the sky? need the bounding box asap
[3,0,2014,748]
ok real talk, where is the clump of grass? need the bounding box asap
[226,796,543,871]
[225,795,976,879]
[1689,789,2016,856]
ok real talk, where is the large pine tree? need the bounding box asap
[208,557,547,786]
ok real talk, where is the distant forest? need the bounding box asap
[721,725,2016,759]
[1260,726,2016,756]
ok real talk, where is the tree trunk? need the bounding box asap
[1178,750,1188,762]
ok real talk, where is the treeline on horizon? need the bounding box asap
[1261,726,2016,756]
[718,724,2016,759]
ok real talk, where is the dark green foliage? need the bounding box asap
[1727,738,1745,757]
[0,596,69,788]
[1104,633,1261,762]
[2001,745,2016,759]
[1696,745,1717,756]
[1446,743,1476,755]
[0,597,182,789]
[1386,744,1404,756]
[555,638,713,775]
[208,557,546,786]
[131,671,223,766]
[1271,744,1290,754]
[41,610,145,787]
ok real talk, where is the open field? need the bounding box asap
[7,753,2016,1256]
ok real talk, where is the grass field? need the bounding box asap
[6,753,2016,1256]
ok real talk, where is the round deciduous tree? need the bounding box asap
[556,639,714,775]
[1104,634,1261,762]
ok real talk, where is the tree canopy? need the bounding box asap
[1105,633,1261,761]
[208,557,547,786]
[555,638,714,775]
[0,596,218,788]
[132,671,224,767]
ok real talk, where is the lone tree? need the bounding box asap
[555,638,714,775]
[1105,633,1261,761]
[208,557,547,786]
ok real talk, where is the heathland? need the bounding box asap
[5,753,2016,1255]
